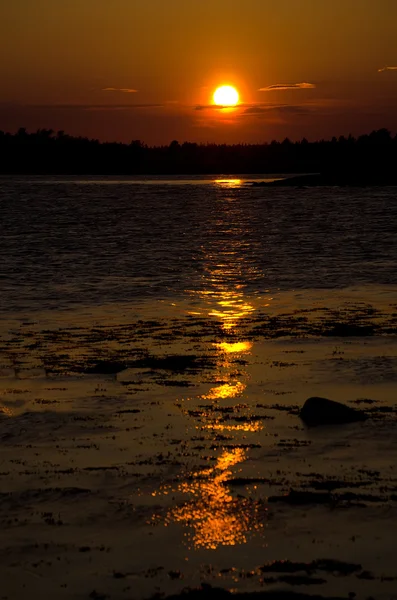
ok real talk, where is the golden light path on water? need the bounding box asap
[156,448,267,550]
[215,341,253,354]
[158,186,270,550]
[202,381,246,401]
[192,288,256,331]
[214,179,242,188]
[203,421,263,433]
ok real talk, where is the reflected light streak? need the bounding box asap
[214,179,243,188]
[202,381,246,400]
[215,341,253,354]
[208,293,255,330]
[162,448,266,549]
[171,216,268,549]
[202,421,263,433]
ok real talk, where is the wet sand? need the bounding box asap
[1,288,397,600]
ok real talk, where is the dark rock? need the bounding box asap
[300,397,367,426]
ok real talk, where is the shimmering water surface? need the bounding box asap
[1,177,397,600]
[1,177,397,316]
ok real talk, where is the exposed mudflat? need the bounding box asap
[2,292,397,600]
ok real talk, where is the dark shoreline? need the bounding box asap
[1,127,397,178]
[253,173,397,187]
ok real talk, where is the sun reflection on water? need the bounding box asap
[202,381,246,400]
[203,421,263,433]
[215,341,253,354]
[157,284,265,547]
[214,179,243,188]
[158,211,269,550]
[209,307,254,330]
[160,448,266,550]
[200,288,256,331]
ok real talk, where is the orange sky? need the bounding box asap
[1,0,397,143]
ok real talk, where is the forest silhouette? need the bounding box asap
[1,127,396,177]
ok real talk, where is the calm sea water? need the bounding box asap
[1,177,397,315]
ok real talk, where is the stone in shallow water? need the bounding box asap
[300,396,367,426]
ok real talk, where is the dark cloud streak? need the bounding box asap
[259,83,316,91]
[102,87,138,93]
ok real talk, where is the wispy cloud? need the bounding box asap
[242,104,313,117]
[259,83,316,91]
[242,106,268,115]
[378,66,397,72]
[194,103,259,111]
[194,102,306,112]
[195,104,225,110]
[193,102,312,120]
[102,87,138,93]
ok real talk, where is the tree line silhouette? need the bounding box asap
[1,127,396,175]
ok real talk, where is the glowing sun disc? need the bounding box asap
[213,85,239,106]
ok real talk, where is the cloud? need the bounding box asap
[102,87,138,93]
[242,104,313,117]
[195,104,222,110]
[242,106,268,115]
[273,105,312,115]
[192,102,316,120]
[194,102,268,111]
[378,66,397,72]
[194,102,306,113]
[259,83,316,91]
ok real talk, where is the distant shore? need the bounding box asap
[1,127,396,176]
[253,172,397,187]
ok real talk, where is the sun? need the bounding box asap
[213,85,239,107]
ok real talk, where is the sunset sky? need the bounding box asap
[1,0,397,144]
